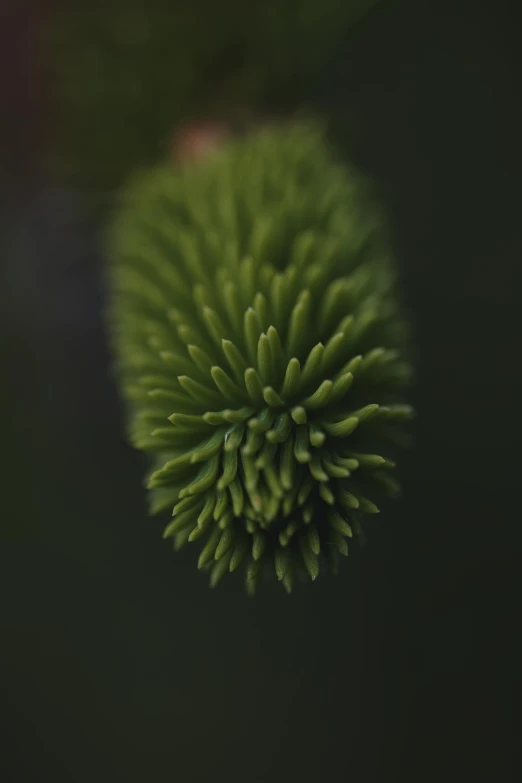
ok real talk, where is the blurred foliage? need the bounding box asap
[47,0,381,191]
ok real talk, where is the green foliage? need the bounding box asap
[47,0,381,191]
[108,123,413,592]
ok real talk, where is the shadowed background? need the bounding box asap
[1,1,521,781]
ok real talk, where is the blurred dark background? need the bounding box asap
[1,1,521,781]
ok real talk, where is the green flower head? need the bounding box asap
[108,123,413,593]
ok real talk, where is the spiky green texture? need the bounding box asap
[108,124,413,593]
[47,0,380,190]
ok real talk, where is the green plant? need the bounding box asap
[108,123,413,593]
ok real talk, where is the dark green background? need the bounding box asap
[1,1,521,781]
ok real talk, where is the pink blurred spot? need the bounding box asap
[171,122,231,165]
